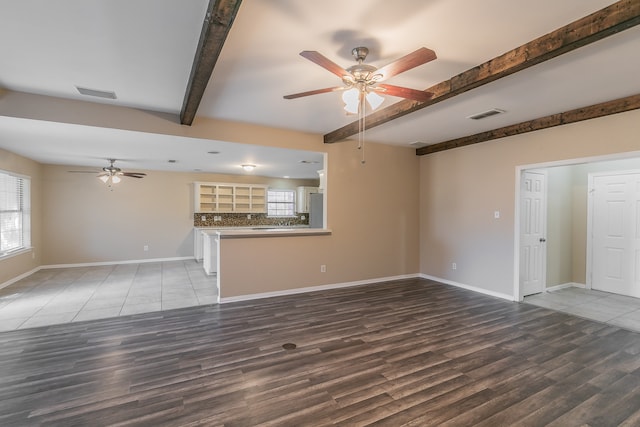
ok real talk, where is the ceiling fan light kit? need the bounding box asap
[284,46,436,163]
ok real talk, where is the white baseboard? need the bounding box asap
[419,274,515,301]
[0,266,42,291]
[546,282,586,292]
[220,274,421,304]
[41,256,194,269]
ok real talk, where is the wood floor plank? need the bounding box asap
[1,278,640,425]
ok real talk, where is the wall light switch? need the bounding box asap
[494,211,500,219]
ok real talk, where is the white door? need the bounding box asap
[590,172,640,297]
[520,171,548,296]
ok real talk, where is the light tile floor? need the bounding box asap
[524,286,640,333]
[0,260,217,331]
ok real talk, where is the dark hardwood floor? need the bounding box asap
[1,278,640,426]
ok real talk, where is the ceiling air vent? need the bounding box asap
[467,108,505,120]
[409,141,428,149]
[76,86,117,99]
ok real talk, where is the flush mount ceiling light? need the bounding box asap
[241,164,256,172]
[284,46,436,164]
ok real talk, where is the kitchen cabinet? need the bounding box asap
[194,182,267,213]
[296,186,319,213]
[202,231,218,275]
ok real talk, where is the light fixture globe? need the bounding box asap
[241,164,256,172]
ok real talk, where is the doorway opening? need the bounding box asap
[514,152,640,302]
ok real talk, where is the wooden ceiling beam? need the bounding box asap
[416,94,640,156]
[324,0,640,143]
[180,0,243,126]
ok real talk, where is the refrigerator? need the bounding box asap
[309,193,324,228]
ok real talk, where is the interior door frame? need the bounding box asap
[512,151,640,302]
[586,169,640,292]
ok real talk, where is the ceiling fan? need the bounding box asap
[283,46,437,112]
[68,159,146,186]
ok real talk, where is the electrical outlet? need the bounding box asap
[144,245,149,251]
[320,265,326,273]
[214,216,221,222]
[301,215,306,220]
[247,214,251,219]
[201,215,206,221]
[452,262,457,270]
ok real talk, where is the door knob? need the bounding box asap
[539,238,546,242]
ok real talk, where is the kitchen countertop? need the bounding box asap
[203,227,331,238]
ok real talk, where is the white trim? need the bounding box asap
[0,247,32,262]
[41,256,194,269]
[420,274,514,301]
[0,266,41,290]
[220,274,421,303]
[545,282,586,292]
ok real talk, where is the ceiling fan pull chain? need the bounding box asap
[362,103,366,164]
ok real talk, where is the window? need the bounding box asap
[267,189,295,217]
[0,170,30,257]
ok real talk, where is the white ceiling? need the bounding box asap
[0,0,638,176]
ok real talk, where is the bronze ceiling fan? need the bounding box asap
[283,46,437,111]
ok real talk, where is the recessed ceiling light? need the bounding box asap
[207,151,220,155]
[168,159,177,163]
[76,86,117,99]
[283,176,290,179]
[241,164,256,172]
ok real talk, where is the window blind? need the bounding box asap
[0,170,31,256]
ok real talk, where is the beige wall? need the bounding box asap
[0,148,42,284]
[41,166,319,265]
[2,91,420,296]
[220,140,420,298]
[546,167,573,287]
[419,109,640,298]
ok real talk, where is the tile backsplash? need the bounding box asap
[194,212,309,228]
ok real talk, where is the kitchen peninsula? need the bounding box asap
[200,227,331,302]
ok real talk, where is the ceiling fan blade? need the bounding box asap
[284,86,345,100]
[300,51,350,78]
[122,172,146,178]
[375,47,437,81]
[375,84,434,102]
